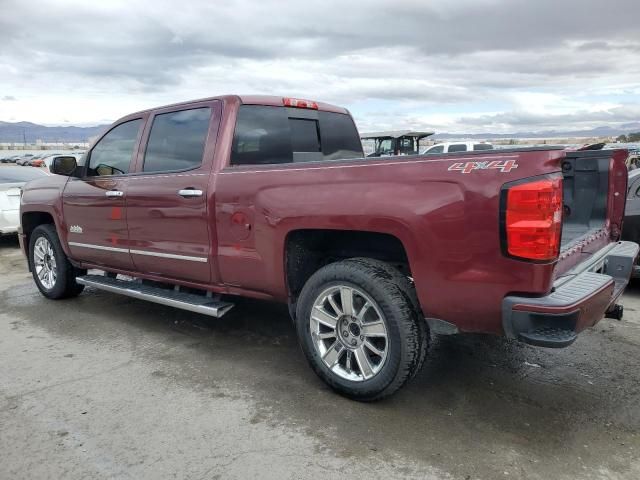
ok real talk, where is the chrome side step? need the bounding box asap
[76,274,234,318]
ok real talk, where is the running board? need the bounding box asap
[76,275,234,318]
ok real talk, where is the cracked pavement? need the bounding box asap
[1,235,639,479]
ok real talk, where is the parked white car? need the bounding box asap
[0,167,49,234]
[420,142,493,154]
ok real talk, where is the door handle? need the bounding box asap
[178,189,203,197]
[105,190,124,197]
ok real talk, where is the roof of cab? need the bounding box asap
[121,94,349,120]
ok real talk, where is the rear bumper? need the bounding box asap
[502,241,639,348]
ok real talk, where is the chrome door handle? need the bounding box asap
[178,189,203,197]
[105,190,124,197]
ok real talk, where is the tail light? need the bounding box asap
[283,97,318,109]
[502,176,563,261]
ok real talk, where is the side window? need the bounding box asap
[473,143,493,151]
[377,139,393,154]
[426,145,444,154]
[87,119,141,176]
[143,107,211,173]
[448,144,467,152]
[399,137,415,154]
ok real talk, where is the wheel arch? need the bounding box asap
[283,228,414,317]
[21,210,70,262]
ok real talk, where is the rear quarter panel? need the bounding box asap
[215,148,567,334]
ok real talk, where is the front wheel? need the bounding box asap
[295,258,428,401]
[29,224,85,299]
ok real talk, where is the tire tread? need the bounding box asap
[296,257,429,401]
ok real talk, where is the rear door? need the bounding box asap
[63,118,144,270]
[216,104,363,289]
[125,101,221,284]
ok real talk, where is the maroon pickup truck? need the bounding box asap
[19,95,638,400]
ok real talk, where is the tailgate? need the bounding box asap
[555,148,629,276]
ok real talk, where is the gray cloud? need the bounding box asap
[459,105,640,128]
[0,0,639,131]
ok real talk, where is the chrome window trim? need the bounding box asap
[129,249,208,263]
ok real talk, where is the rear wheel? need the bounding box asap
[29,224,85,299]
[295,258,428,401]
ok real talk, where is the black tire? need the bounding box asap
[295,258,429,401]
[29,224,85,299]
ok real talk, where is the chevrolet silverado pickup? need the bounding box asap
[19,95,638,400]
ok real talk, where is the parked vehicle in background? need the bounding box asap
[26,154,49,167]
[0,166,48,235]
[421,141,493,154]
[16,154,35,166]
[1,155,19,163]
[361,131,434,157]
[623,168,640,277]
[19,95,638,401]
[29,153,60,168]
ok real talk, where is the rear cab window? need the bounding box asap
[473,143,493,151]
[231,105,363,166]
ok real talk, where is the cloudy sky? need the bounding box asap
[1,0,639,134]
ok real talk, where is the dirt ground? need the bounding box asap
[1,234,638,480]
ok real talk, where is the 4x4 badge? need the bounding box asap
[69,225,83,234]
[448,160,518,174]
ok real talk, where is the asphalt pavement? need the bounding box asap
[1,234,638,480]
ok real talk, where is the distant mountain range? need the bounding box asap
[0,121,109,144]
[432,123,640,140]
[1,120,639,144]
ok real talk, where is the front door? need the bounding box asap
[125,101,220,284]
[63,118,143,270]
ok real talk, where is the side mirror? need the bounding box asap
[50,156,78,176]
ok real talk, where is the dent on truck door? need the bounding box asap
[63,118,143,270]
[125,100,222,284]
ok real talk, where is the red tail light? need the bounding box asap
[503,176,563,261]
[283,97,318,109]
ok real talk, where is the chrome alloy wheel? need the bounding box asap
[33,237,57,289]
[310,285,389,381]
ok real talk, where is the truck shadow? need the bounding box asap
[0,234,20,249]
